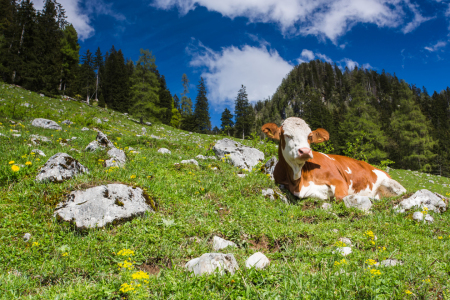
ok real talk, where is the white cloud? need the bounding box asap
[316,53,333,63]
[31,0,125,41]
[297,49,333,64]
[152,0,433,42]
[340,58,359,70]
[424,40,447,51]
[188,41,293,106]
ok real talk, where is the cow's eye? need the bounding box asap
[284,134,293,139]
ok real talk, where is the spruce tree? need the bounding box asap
[0,0,16,81]
[129,49,161,123]
[103,46,130,112]
[155,72,173,125]
[220,107,234,136]
[180,73,193,117]
[173,94,180,110]
[80,49,95,103]
[59,24,79,95]
[93,47,103,100]
[234,85,252,139]
[390,83,436,171]
[193,77,211,133]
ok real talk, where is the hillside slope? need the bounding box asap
[1,83,450,299]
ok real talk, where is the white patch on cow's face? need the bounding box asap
[281,117,312,180]
[294,181,335,200]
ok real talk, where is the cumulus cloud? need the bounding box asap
[188,41,293,106]
[424,40,447,52]
[152,0,433,42]
[31,0,125,40]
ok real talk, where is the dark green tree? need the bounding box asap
[129,49,161,123]
[173,94,180,110]
[180,73,192,117]
[103,46,130,112]
[193,77,211,133]
[220,107,234,136]
[234,85,253,139]
[59,24,79,95]
[155,71,172,124]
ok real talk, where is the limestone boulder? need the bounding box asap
[185,253,239,276]
[394,189,447,213]
[158,148,171,154]
[31,118,62,130]
[54,184,154,229]
[31,149,46,157]
[261,157,277,179]
[213,138,264,171]
[181,159,199,166]
[36,153,88,182]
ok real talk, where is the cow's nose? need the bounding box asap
[298,147,312,159]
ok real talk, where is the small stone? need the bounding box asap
[394,189,447,213]
[212,236,237,251]
[85,140,102,152]
[81,127,89,131]
[105,148,126,167]
[412,212,423,222]
[424,214,434,223]
[333,247,352,256]
[181,159,198,166]
[237,174,247,178]
[339,237,352,246]
[262,189,275,200]
[61,120,73,125]
[96,131,114,148]
[23,233,31,242]
[332,229,339,233]
[321,203,332,210]
[343,195,372,212]
[12,134,21,137]
[158,148,171,154]
[196,155,207,160]
[245,252,270,269]
[380,259,403,267]
[185,253,239,276]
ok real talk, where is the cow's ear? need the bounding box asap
[261,123,281,141]
[308,128,329,144]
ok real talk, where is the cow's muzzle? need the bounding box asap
[298,147,313,159]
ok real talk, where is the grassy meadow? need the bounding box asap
[1,82,450,299]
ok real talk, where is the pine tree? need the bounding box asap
[80,49,95,103]
[155,72,172,125]
[173,94,180,110]
[234,85,252,139]
[220,107,234,136]
[35,0,65,95]
[103,46,130,112]
[93,47,103,101]
[0,0,17,81]
[390,83,436,171]
[193,77,211,133]
[129,49,161,123]
[180,73,193,116]
[59,24,79,95]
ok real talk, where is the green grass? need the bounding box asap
[1,82,450,299]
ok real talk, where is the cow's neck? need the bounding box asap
[278,146,304,185]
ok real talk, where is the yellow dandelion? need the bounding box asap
[32,242,39,247]
[405,290,412,295]
[9,161,14,164]
[130,175,136,179]
[25,161,32,166]
[11,165,20,172]
[438,236,443,240]
[62,252,69,257]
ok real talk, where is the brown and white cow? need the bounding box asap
[262,117,406,200]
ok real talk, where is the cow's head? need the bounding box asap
[262,117,329,179]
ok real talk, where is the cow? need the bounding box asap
[261,117,406,200]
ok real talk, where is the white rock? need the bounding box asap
[213,236,237,251]
[412,212,423,222]
[213,138,264,171]
[394,189,447,213]
[81,127,89,131]
[245,252,270,269]
[237,174,247,178]
[85,140,102,152]
[12,134,21,137]
[333,247,352,256]
[31,149,46,157]
[23,233,31,242]
[181,159,199,166]
[196,155,207,160]
[339,237,352,246]
[158,148,171,154]
[30,134,51,145]
[185,253,239,276]
[94,117,102,124]
[380,259,403,267]
[343,195,372,212]
[61,120,73,125]
[424,214,434,223]
[322,203,332,210]
[105,148,126,167]
[262,189,275,200]
[261,157,278,179]
[96,131,115,148]
[54,184,154,229]
[31,118,62,130]
[36,153,88,183]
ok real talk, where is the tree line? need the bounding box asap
[0,0,212,132]
[247,60,450,177]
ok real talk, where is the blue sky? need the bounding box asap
[32,0,450,127]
